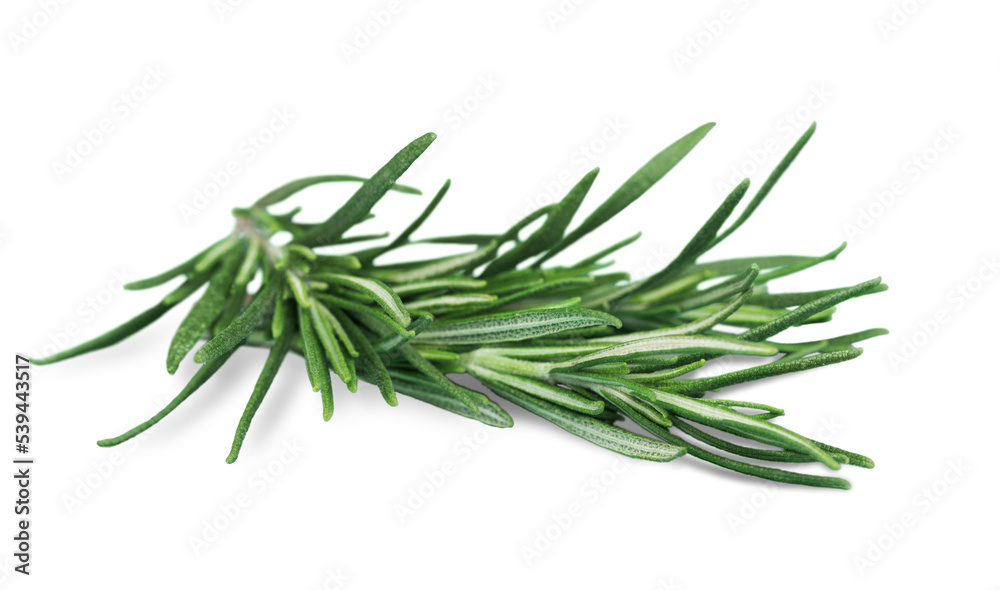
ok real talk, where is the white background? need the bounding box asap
[2,1,998,588]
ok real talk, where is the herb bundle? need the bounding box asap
[36,122,886,489]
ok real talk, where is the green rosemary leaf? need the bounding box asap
[597,387,851,489]
[540,297,583,309]
[583,361,630,375]
[771,328,889,354]
[34,270,214,365]
[751,412,784,422]
[272,288,292,338]
[469,365,605,415]
[426,360,466,374]
[709,122,817,249]
[551,335,776,371]
[594,386,673,428]
[482,377,685,462]
[624,270,714,306]
[234,239,261,287]
[483,168,599,277]
[663,282,881,370]
[97,348,237,447]
[398,344,478,411]
[371,313,433,353]
[327,232,390,245]
[314,302,358,357]
[345,355,358,393]
[809,439,875,469]
[212,284,247,335]
[335,309,396,406]
[124,237,228,291]
[481,272,544,296]
[601,290,752,342]
[647,386,840,469]
[317,274,410,326]
[686,254,813,277]
[389,370,512,427]
[314,254,362,272]
[295,133,435,246]
[166,249,243,374]
[415,234,499,246]
[542,263,612,282]
[193,236,241,273]
[416,307,622,346]
[415,348,461,362]
[755,242,846,284]
[313,293,414,338]
[498,206,553,244]
[705,399,785,416]
[634,178,750,294]
[285,273,311,309]
[660,348,864,395]
[31,302,172,365]
[483,343,608,360]
[286,244,317,262]
[679,304,834,327]
[309,303,352,384]
[571,232,642,269]
[161,267,215,305]
[378,241,499,283]
[750,284,889,309]
[669,416,838,465]
[622,360,706,383]
[674,439,851,489]
[740,277,884,342]
[194,276,281,364]
[297,303,335,420]
[225,303,295,463]
[778,341,828,362]
[537,122,715,265]
[407,293,497,313]
[325,287,373,305]
[673,264,758,311]
[444,278,594,319]
[523,325,618,343]
[253,174,421,208]
[357,179,451,265]
[393,277,488,297]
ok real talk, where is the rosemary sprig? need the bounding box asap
[35,122,886,489]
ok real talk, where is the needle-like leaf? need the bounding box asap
[194,275,281,364]
[34,271,213,365]
[416,307,622,345]
[253,174,421,208]
[226,301,296,463]
[356,179,451,265]
[632,178,750,295]
[551,334,776,371]
[482,168,599,276]
[537,122,715,265]
[336,309,396,406]
[658,348,864,395]
[318,273,410,327]
[482,377,685,462]
[295,133,436,246]
[166,249,243,374]
[297,303,335,420]
[97,349,237,447]
[709,122,817,249]
[468,364,605,415]
[389,370,512,427]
